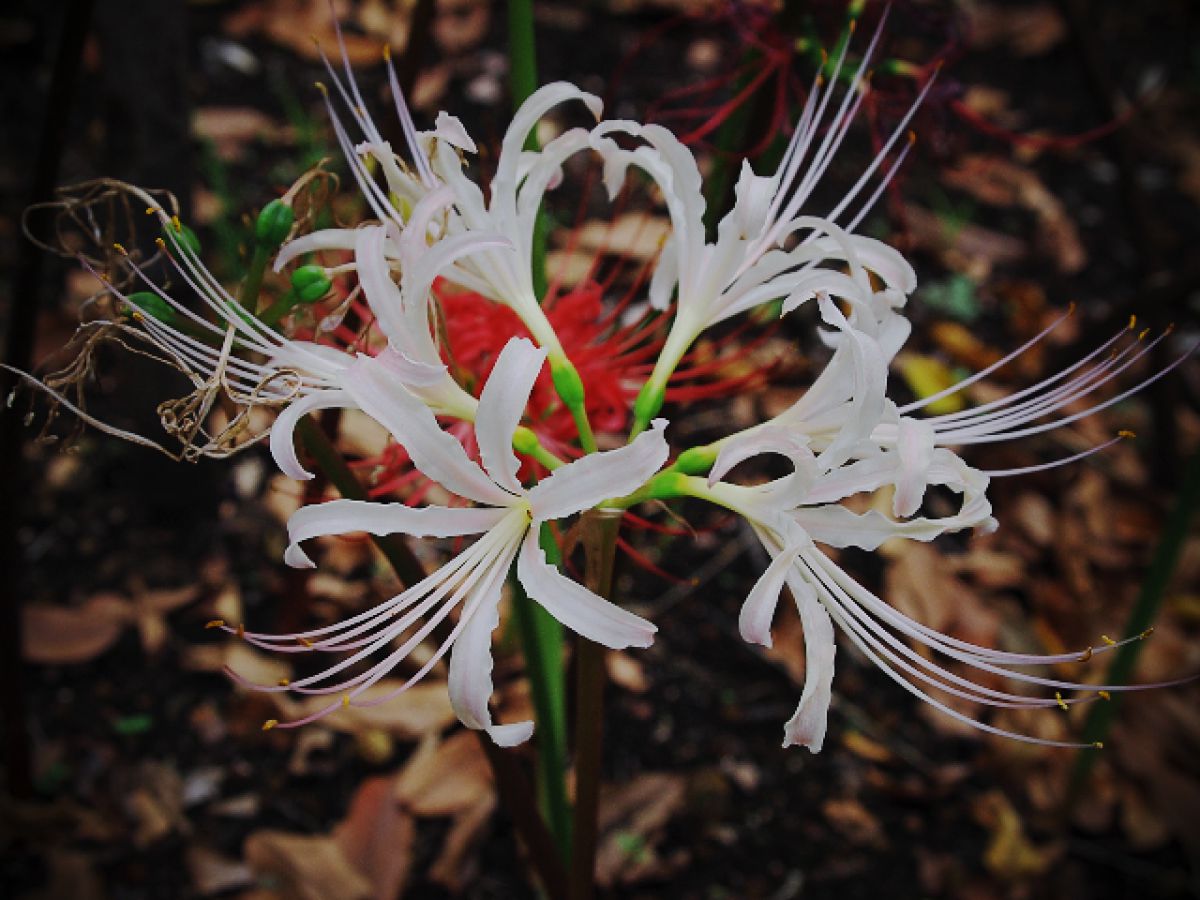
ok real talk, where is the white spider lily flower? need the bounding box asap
[228,337,668,744]
[591,14,931,432]
[679,433,1152,752]
[426,82,604,359]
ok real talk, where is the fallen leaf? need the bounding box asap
[394,730,493,816]
[284,681,457,739]
[187,845,255,896]
[22,594,130,664]
[245,832,372,900]
[972,790,1059,879]
[896,353,967,415]
[822,797,887,849]
[573,213,670,261]
[333,776,416,900]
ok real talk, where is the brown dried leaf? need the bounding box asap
[395,730,493,816]
[186,845,255,896]
[333,776,416,900]
[22,593,132,664]
[607,651,650,693]
[244,831,373,900]
[284,681,456,740]
[573,213,670,261]
[429,793,496,892]
[822,798,887,849]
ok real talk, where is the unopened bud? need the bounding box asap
[675,445,717,476]
[291,265,331,304]
[254,199,295,249]
[512,426,540,456]
[549,358,586,408]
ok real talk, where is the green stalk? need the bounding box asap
[506,0,575,864]
[511,525,572,859]
[238,239,272,314]
[569,509,623,900]
[1068,446,1200,801]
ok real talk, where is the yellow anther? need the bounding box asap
[1101,634,1117,646]
[820,49,829,66]
[1098,690,1111,701]
[1165,322,1176,335]
[113,242,128,255]
[341,694,350,708]
[171,215,182,233]
[1078,646,1093,662]
[1055,691,1069,711]
[154,237,166,250]
[1128,314,1137,330]
[1067,301,1077,315]
[1118,429,1136,439]
[1140,626,1155,639]
[298,637,315,648]
[382,44,391,62]
[236,623,245,638]
[848,19,857,33]
[262,719,278,731]
[204,619,226,629]
[131,311,145,323]
[315,81,328,96]
[277,679,290,687]
[1092,741,1104,749]
[907,129,917,146]
[1138,327,1151,341]
[145,206,156,216]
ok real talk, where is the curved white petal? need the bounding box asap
[517,528,656,649]
[739,542,804,648]
[274,228,366,273]
[342,354,512,506]
[431,111,476,153]
[526,418,670,520]
[781,566,836,753]
[447,527,531,743]
[270,390,355,481]
[284,500,508,569]
[475,338,546,493]
[893,417,936,518]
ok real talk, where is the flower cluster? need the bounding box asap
[31,20,1190,752]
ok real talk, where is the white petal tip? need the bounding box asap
[487,721,535,747]
[283,546,316,569]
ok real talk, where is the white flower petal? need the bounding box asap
[270,389,354,481]
[342,354,512,506]
[432,111,476,153]
[475,338,546,493]
[526,418,670,520]
[284,500,508,569]
[739,542,804,648]
[781,568,836,753]
[274,228,365,273]
[517,528,656,649]
[893,417,936,518]
[447,530,530,743]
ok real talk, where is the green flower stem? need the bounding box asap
[296,413,569,898]
[570,508,623,900]
[238,243,272,313]
[512,525,572,860]
[1068,445,1200,801]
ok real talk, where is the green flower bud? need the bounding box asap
[291,265,332,304]
[123,291,177,326]
[161,220,201,256]
[512,426,540,455]
[254,199,294,249]
[674,445,717,476]
[549,358,586,408]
